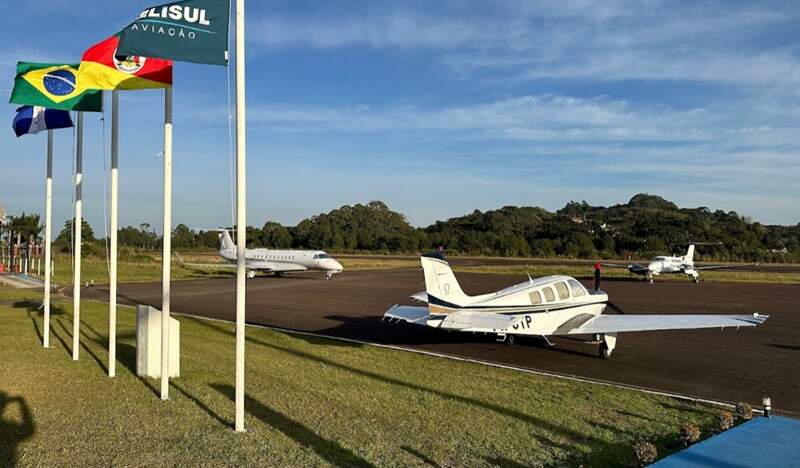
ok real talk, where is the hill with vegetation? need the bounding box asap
[3,194,798,262]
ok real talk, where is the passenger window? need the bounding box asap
[555,282,570,300]
[568,279,586,297]
[529,291,542,305]
[543,287,555,302]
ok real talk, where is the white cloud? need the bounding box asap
[252,2,800,86]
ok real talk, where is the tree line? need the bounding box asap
[3,195,799,262]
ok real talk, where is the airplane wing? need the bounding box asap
[602,262,648,274]
[439,311,517,331]
[176,254,308,273]
[245,260,308,273]
[601,262,630,268]
[691,263,759,271]
[551,313,768,335]
[383,306,518,332]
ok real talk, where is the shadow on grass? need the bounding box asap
[484,456,530,468]
[171,382,230,427]
[400,446,440,467]
[187,317,636,467]
[76,319,160,397]
[53,318,109,374]
[211,384,374,467]
[13,300,67,348]
[0,392,36,468]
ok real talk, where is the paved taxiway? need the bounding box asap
[80,269,799,415]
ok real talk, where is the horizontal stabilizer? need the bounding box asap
[410,291,428,303]
[383,305,431,325]
[554,313,768,335]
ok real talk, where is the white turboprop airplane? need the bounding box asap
[602,244,753,283]
[383,257,767,358]
[178,231,344,280]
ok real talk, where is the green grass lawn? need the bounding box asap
[0,287,735,467]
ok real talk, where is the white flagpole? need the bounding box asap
[109,90,119,377]
[161,87,173,400]
[43,130,53,348]
[72,111,83,361]
[234,0,248,433]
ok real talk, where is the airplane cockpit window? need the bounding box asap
[555,282,570,300]
[543,287,555,302]
[317,253,330,259]
[529,291,542,305]
[568,279,587,297]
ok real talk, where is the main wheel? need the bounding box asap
[599,342,612,359]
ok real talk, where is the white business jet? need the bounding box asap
[219,231,343,279]
[383,257,766,358]
[603,244,752,283]
[178,231,343,279]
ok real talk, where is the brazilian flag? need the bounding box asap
[9,62,102,112]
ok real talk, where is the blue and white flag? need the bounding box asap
[12,105,73,137]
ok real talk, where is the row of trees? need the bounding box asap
[4,194,800,261]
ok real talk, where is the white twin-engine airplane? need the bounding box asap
[603,244,749,283]
[211,230,343,279]
[383,257,767,358]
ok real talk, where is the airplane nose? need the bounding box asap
[332,260,343,271]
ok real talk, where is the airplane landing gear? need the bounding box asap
[598,333,617,359]
[247,270,256,279]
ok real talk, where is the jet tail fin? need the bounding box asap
[220,230,236,252]
[420,256,471,310]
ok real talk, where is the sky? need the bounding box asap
[2,0,799,234]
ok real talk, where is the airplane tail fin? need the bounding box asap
[219,230,236,252]
[420,256,471,310]
[684,244,695,264]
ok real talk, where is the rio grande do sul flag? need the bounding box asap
[78,35,173,90]
[116,0,230,66]
[9,63,102,112]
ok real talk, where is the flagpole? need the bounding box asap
[43,130,53,348]
[109,90,119,377]
[72,111,83,361]
[234,0,248,433]
[161,87,173,400]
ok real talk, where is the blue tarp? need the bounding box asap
[652,416,800,468]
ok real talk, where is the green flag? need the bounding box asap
[117,0,230,66]
[9,62,102,112]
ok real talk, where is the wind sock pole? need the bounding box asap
[234,0,248,433]
[160,87,173,400]
[43,130,53,348]
[72,111,83,361]
[109,90,119,377]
